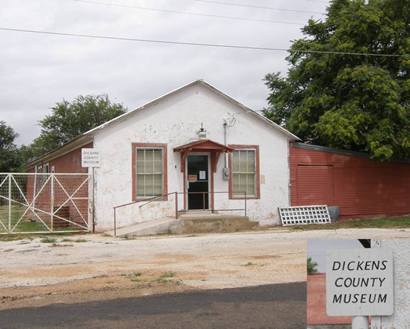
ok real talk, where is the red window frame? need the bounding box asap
[131,143,168,201]
[228,144,260,200]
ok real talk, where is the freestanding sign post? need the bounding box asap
[326,248,394,329]
[81,148,100,233]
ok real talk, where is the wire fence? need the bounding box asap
[0,173,91,234]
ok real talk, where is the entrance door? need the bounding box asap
[187,155,209,210]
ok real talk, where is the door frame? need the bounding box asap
[185,152,211,210]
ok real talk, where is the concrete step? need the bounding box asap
[178,212,246,220]
[171,214,258,234]
[105,214,259,237]
[105,217,177,238]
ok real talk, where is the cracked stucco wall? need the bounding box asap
[92,83,291,230]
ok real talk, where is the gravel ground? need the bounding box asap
[0,227,409,309]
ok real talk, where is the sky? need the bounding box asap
[0,0,329,145]
[307,239,364,273]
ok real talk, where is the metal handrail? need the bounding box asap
[138,192,175,209]
[113,191,178,237]
[112,190,248,237]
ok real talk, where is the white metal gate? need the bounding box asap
[0,173,91,234]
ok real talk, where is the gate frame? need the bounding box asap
[0,172,93,234]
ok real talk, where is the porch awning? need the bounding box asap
[174,139,234,173]
[173,139,234,153]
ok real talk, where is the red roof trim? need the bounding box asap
[174,139,234,152]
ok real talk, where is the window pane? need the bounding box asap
[153,149,162,161]
[232,152,240,172]
[145,175,154,196]
[153,150,163,173]
[152,174,163,195]
[247,150,255,173]
[145,150,154,174]
[246,173,256,196]
[233,173,240,194]
[137,149,145,173]
[137,174,145,196]
[238,152,247,172]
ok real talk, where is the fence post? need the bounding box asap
[352,316,369,329]
[113,208,117,237]
[202,192,205,210]
[244,192,247,217]
[211,191,214,213]
[50,174,54,232]
[175,192,178,219]
[8,174,11,232]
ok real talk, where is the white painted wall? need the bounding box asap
[92,83,291,231]
[371,240,410,329]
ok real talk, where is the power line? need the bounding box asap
[0,27,405,58]
[195,0,325,15]
[73,0,304,25]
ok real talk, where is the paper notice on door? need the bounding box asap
[199,171,206,180]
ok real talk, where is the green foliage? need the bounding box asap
[264,0,410,160]
[30,95,127,158]
[0,121,21,172]
[307,257,318,275]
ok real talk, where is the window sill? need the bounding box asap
[135,195,169,202]
[229,195,259,200]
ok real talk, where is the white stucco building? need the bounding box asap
[28,80,299,231]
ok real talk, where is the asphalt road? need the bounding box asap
[0,282,306,329]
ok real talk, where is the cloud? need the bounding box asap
[0,0,328,144]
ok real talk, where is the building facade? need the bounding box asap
[28,80,298,231]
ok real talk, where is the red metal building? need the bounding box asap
[290,143,410,219]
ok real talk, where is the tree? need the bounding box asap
[31,95,127,157]
[307,257,318,275]
[0,121,20,172]
[264,0,410,160]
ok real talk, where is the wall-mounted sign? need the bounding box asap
[199,171,206,180]
[326,248,394,316]
[188,175,197,182]
[81,148,100,168]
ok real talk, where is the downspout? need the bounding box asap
[223,121,229,180]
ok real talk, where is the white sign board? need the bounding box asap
[81,148,100,168]
[326,248,394,316]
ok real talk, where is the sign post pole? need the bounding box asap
[81,148,100,233]
[352,316,368,329]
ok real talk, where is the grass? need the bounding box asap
[155,272,176,284]
[40,237,58,243]
[290,216,410,231]
[0,205,46,232]
[61,238,87,243]
[0,204,85,237]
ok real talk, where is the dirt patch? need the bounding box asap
[1,228,409,310]
[0,271,198,310]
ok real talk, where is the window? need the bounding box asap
[229,146,260,199]
[132,144,167,200]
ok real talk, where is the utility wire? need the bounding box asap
[0,27,405,57]
[73,0,304,25]
[195,0,325,15]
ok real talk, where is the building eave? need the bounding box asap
[27,135,93,168]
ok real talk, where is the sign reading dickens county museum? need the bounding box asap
[326,249,394,316]
[81,148,100,168]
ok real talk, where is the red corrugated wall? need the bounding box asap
[290,144,410,218]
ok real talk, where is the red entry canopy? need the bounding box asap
[174,139,234,173]
[174,139,234,153]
